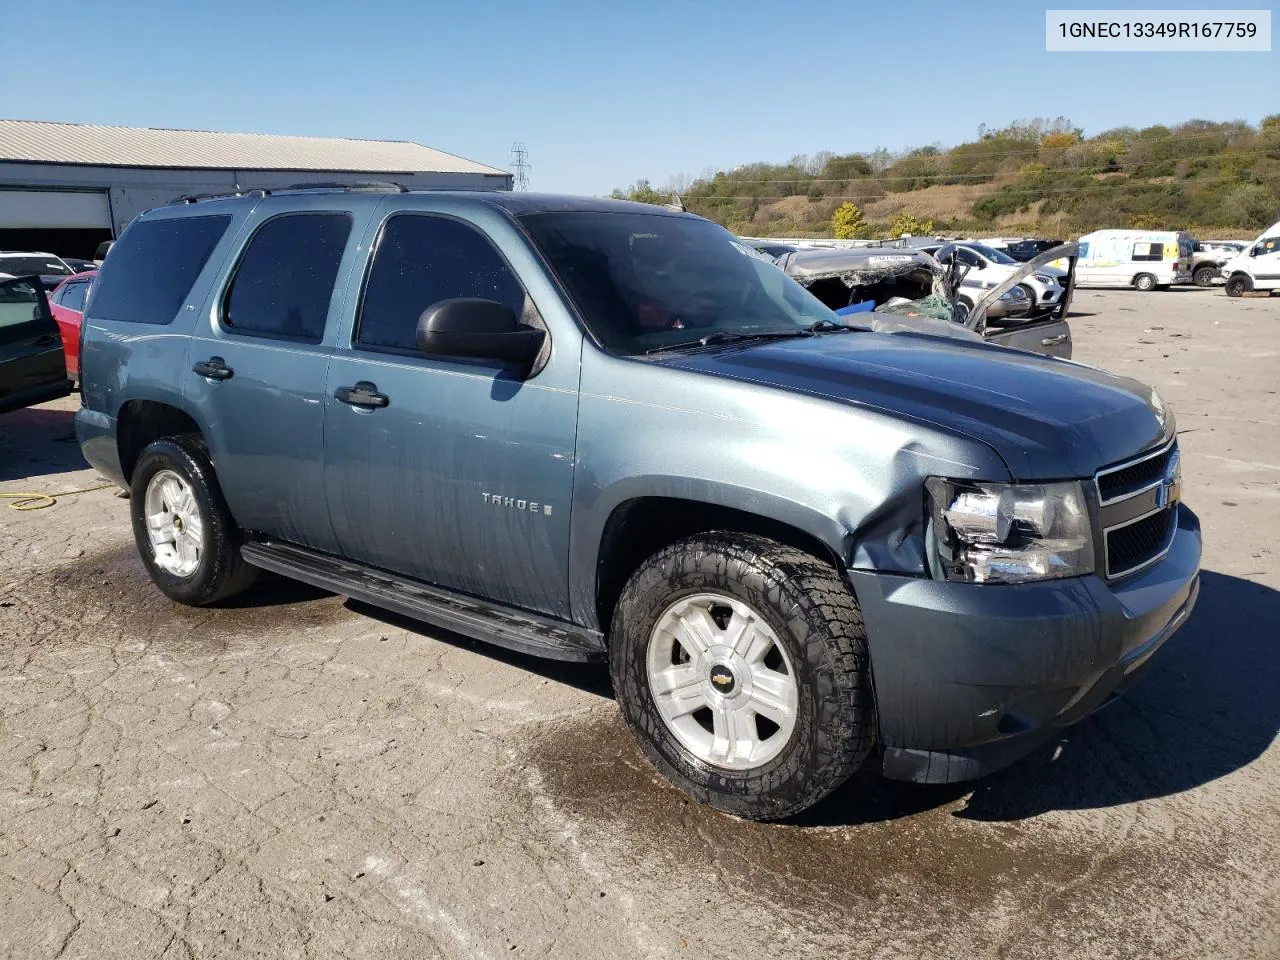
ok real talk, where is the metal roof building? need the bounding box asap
[0,120,511,257]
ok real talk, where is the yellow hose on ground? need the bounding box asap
[1,483,117,511]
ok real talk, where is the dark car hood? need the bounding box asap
[662,332,1169,480]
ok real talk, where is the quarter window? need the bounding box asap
[357,214,526,352]
[62,281,88,313]
[89,216,231,325]
[223,213,352,343]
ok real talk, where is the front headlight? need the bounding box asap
[1033,273,1056,284]
[925,478,1094,583]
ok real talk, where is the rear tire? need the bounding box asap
[1193,265,1218,287]
[609,532,875,820]
[1224,274,1252,298]
[1133,273,1157,292]
[129,436,258,606]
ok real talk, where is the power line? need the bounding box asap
[696,150,1272,185]
[721,129,1266,172]
[510,142,530,192]
[682,174,1265,204]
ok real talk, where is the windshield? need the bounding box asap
[521,212,836,355]
[0,256,72,276]
[964,244,1018,265]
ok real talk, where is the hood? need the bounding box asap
[661,332,1168,480]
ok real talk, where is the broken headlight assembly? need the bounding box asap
[925,478,1094,583]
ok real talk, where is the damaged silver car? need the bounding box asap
[738,240,1078,359]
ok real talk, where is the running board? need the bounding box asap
[240,541,606,663]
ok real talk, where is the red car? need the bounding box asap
[48,270,96,382]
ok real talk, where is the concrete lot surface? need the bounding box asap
[1,288,1278,959]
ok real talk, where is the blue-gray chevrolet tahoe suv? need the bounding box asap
[76,185,1201,820]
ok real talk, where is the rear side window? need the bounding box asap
[357,214,525,352]
[222,213,352,343]
[1132,242,1164,262]
[89,216,230,325]
[63,281,88,313]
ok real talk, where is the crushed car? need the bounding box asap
[740,240,1077,359]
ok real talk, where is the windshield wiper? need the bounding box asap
[645,330,812,354]
[807,318,861,333]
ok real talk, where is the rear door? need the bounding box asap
[183,201,364,552]
[0,277,69,413]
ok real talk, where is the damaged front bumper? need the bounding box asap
[847,505,1201,784]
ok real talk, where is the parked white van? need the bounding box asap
[1221,218,1280,298]
[1075,230,1193,291]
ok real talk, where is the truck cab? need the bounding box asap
[1221,219,1280,297]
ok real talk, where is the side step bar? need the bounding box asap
[241,541,606,663]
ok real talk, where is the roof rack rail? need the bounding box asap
[280,181,408,194]
[170,187,269,205]
[170,188,270,204]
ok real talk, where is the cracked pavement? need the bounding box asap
[1,288,1278,959]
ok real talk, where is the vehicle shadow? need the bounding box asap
[212,570,335,609]
[801,569,1279,826]
[346,598,615,700]
[0,405,86,482]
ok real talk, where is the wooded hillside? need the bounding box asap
[611,117,1280,239]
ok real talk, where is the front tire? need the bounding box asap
[130,436,257,606]
[1133,272,1157,292]
[1224,274,1252,298]
[1015,283,1037,316]
[609,533,875,820]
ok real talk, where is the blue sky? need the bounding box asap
[3,0,1275,194]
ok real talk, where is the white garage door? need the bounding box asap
[0,190,111,229]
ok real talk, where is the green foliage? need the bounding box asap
[888,213,934,237]
[610,179,671,206]
[1221,184,1279,228]
[831,202,867,239]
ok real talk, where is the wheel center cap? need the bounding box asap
[172,515,184,532]
[708,663,737,696]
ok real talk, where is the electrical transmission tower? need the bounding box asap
[510,142,530,191]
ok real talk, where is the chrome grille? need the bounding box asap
[1096,441,1175,503]
[1095,439,1180,579]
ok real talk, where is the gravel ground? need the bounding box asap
[1,287,1277,960]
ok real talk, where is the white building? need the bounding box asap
[0,120,511,257]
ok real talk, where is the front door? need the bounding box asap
[1249,231,1280,290]
[0,277,69,414]
[183,205,360,553]
[323,211,578,619]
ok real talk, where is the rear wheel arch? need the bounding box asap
[116,399,205,483]
[593,495,847,636]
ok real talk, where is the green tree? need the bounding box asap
[888,213,935,237]
[1221,184,1279,228]
[831,202,866,239]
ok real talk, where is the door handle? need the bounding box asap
[35,334,60,348]
[335,381,389,409]
[1041,334,1069,346]
[192,356,234,380]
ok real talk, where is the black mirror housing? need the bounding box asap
[416,298,545,366]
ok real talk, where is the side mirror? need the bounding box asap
[1251,245,1262,257]
[416,298,545,366]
